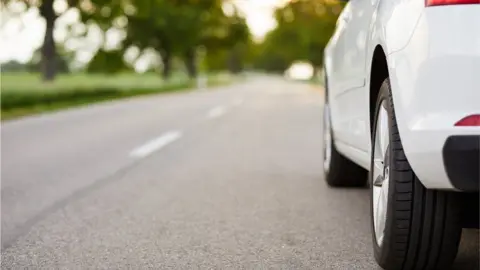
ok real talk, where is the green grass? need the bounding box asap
[1,72,235,120]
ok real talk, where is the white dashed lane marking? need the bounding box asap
[130,131,182,158]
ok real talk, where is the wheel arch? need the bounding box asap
[369,45,389,138]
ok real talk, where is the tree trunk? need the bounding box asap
[184,49,197,79]
[161,50,172,79]
[312,65,319,80]
[228,49,242,74]
[40,0,57,81]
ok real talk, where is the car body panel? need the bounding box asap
[324,0,424,157]
[387,5,480,189]
[324,1,480,190]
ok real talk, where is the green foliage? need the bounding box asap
[3,0,251,81]
[255,0,343,72]
[86,50,128,73]
[1,61,31,73]
[80,0,251,77]
[205,50,229,71]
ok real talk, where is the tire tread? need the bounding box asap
[372,79,461,270]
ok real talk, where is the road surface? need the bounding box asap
[2,76,478,269]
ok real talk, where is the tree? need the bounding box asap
[224,11,250,73]
[86,49,127,74]
[27,43,73,73]
[255,0,343,73]
[39,0,58,81]
[1,0,79,81]
[1,60,28,72]
[82,0,249,79]
[204,10,250,73]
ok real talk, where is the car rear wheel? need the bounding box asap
[371,78,462,270]
[323,90,366,187]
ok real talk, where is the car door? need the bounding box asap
[333,0,377,153]
[341,0,375,91]
[325,2,351,99]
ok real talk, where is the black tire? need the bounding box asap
[371,79,462,270]
[323,82,367,187]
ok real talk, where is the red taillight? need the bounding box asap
[455,115,480,126]
[427,0,480,6]
[425,0,480,7]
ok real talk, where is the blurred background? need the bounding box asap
[0,0,343,119]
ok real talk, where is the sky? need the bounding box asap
[0,0,286,66]
[234,0,287,39]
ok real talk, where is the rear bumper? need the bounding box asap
[443,136,480,192]
[387,5,480,190]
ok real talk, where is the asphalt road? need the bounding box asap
[2,76,478,269]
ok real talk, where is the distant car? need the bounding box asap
[323,0,479,269]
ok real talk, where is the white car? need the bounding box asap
[323,0,479,269]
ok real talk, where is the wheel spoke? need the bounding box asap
[376,106,389,159]
[373,175,384,187]
[381,175,389,204]
[376,196,386,243]
[372,100,390,247]
[373,159,384,186]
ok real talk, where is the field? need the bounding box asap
[1,72,234,120]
